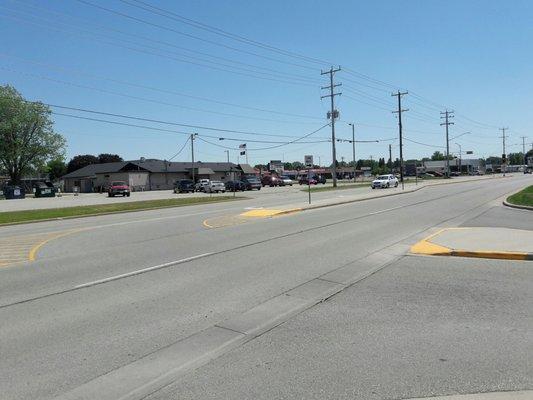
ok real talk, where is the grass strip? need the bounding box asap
[506,185,533,207]
[0,196,243,225]
[301,183,370,193]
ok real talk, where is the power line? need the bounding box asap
[0,52,323,121]
[0,9,317,87]
[168,136,190,160]
[1,66,319,125]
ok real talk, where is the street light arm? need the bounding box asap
[450,131,470,141]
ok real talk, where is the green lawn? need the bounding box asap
[301,183,370,193]
[0,196,243,225]
[507,185,533,207]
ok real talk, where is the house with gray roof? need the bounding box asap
[61,159,253,192]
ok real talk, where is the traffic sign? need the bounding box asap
[304,155,313,168]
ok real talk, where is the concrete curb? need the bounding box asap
[503,199,533,211]
[278,175,513,216]
[410,228,533,261]
[403,390,533,400]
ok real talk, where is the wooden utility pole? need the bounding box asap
[392,91,408,189]
[440,110,455,178]
[321,66,342,187]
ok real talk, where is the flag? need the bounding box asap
[239,143,246,149]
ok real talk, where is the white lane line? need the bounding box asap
[74,253,213,289]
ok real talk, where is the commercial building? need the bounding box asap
[61,159,255,192]
[423,159,483,175]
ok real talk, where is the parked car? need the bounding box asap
[279,175,294,186]
[241,176,261,190]
[205,181,226,193]
[371,174,399,189]
[195,179,210,192]
[298,176,318,185]
[261,175,281,187]
[174,179,195,193]
[108,181,130,197]
[225,180,246,191]
[315,174,327,184]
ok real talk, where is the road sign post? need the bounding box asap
[305,155,313,204]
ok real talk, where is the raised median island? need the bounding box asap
[0,196,242,225]
[506,185,533,208]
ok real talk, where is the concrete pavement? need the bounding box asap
[0,174,531,399]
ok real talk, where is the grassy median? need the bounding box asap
[507,185,533,207]
[0,196,243,225]
[301,183,370,193]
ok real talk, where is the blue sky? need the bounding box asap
[1,0,532,166]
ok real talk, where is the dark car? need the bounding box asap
[314,174,327,184]
[108,181,130,197]
[261,175,281,187]
[174,179,195,193]
[298,176,318,185]
[225,180,246,191]
[241,176,261,190]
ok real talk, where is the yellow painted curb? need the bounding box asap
[410,228,533,261]
[240,209,284,217]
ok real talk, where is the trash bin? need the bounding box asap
[34,181,56,198]
[3,185,26,200]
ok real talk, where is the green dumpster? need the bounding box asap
[34,182,56,198]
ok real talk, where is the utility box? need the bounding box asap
[3,185,25,200]
[34,181,56,198]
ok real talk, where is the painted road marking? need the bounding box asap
[0,229,86,268]
[74,253,213,289]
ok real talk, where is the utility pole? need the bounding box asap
[349,123,356,182]
[392,91,408,189]
[499,127,508,176]
[190,133,198,183]
[440,110,455,178]
[388,144,393,173]
[321,66,342,187]
[455,143,462,174]
[521,136,527,170]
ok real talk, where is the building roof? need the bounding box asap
[62,159,237,179]
[238,164,256,174]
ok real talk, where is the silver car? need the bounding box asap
[205,181,226,193]
[371,174,399,189]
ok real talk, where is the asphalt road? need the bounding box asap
[0,175,531,399]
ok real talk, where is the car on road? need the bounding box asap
[205,181,226,193]
[108,181,130,197]
[298,175,318,185]
[225,180,246,191]
[278,175,294,186]
[174,179,195,193]
[371,174,399,189]
[195,179,210,192]
[261,175,281,187]
[315,174,326,184]
[241,175,262,190]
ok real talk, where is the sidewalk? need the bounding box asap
[411,227,533,261]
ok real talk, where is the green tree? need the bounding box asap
[46,158,67,181]
[431,151,445,161]
[98,153,123,164]
[67,154,99,173]
[0,85,66,184]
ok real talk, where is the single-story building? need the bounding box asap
[423,159,483,175]
[61,159,254,192]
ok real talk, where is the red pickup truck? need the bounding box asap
[108,181,131,197]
